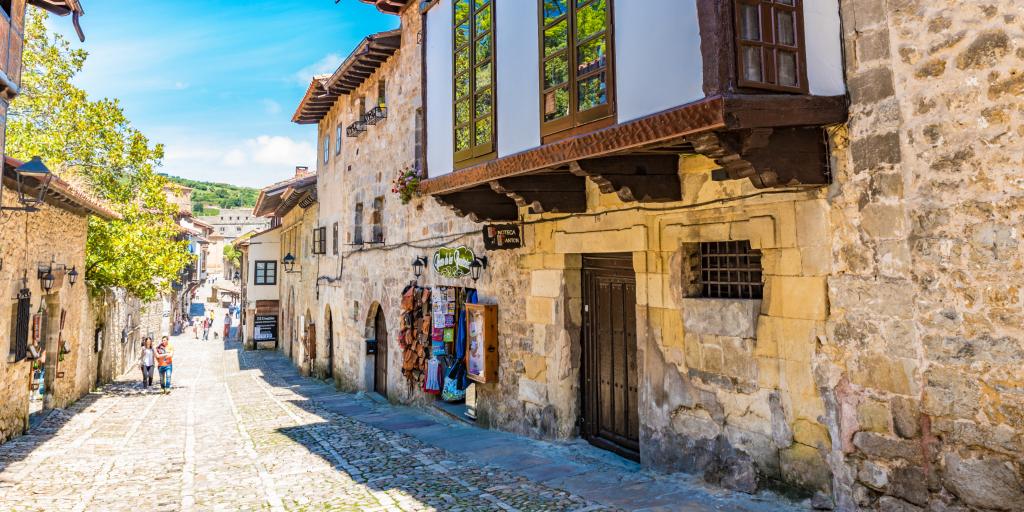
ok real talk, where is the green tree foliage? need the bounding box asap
[164,175,258,212]
[223,243,241,266]
[7,10,192,301]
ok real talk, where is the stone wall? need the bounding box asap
[0,199,91,444]
[820,1,1024,510]
[278,201,319,375]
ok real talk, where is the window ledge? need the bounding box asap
[680,297,761,338]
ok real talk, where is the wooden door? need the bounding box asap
[373,308,388,397]
[307,323,316,364]
[325,311,333,378]
[581,254,639,461]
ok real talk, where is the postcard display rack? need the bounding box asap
[398,284,498,403]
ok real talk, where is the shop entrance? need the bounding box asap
[373,307,388,398]
[581,254,640,461]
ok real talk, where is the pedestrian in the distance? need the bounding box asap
[223,311,231,340]
[192,316,199,339]
[156,336,174,393]
[140,337,155,388]
[202,317,211,340]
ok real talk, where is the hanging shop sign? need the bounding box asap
[482,224,522,250]
[433,246,475,278]
[253,314,278,342]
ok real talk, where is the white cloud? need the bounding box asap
[293,53,341,85]
[219,135,315,168]
[262,99,282,115]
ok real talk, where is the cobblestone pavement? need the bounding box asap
[0,335,798,511]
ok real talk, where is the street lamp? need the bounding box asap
[469,256,488,282]
[2,156,54,212]
[41,271,55,292]
[67,266,79,287]
[282,253,296,273]
[411,256,427,278]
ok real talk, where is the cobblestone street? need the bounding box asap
[0,334,795,511]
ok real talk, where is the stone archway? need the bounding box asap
[304,309,315,374]
[363,302,387,397]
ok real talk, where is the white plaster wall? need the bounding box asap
[247,230,280,302]
[614,0,704,122]
[425,0,454,178]
[804,0,846,96]
[495,0,540,157]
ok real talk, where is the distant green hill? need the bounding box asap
[163,175,259,216]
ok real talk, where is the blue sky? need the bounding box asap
[47,0,398,188]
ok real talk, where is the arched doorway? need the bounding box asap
[304,310,315,374]
[324,306,334,379]
[373,307,388,398]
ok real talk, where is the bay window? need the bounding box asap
[540,0,614,140]
[734,0,807,93]
[453,0,495,166]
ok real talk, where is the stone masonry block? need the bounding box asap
[525,296,555,325]
[684,331,702,370]
[681,298,761,338]
[776,318,820,363]
[859,203,907,240]
[781,359,818,402]
[554,226,647,254]
[850,132,901,172]
[730,216,778,249]
[661,309,684,350]
[757,356,780,389]
[850,353,919,396]
[530,270,562,298]
[794,200,830,248]
[849,66,895,105]
[767,276,828,321]
[522,353,548,381]
[518,378,548,406]
[762,248,802,276]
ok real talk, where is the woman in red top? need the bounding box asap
[156,336,174,393]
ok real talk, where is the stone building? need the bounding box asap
[236,224,280,349]
[0,156,120,444]
[280,0,1024,509]
[199,208,271,242]
[251,170,318,373]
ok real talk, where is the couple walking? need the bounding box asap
[140,336,174,393]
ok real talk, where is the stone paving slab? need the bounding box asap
[0,334,801,511]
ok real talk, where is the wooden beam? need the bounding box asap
[435,185,518,222]
[690,127,829,188]
[489,173,587,213]
[571,155,681,202]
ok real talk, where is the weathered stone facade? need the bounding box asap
[818,1,1024,510]
[278,199,319,375]
[0,199,90,444]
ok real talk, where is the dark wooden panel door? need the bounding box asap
[374,308,388,397]
[581,254,639,461]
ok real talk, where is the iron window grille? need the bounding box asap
[312,227,327,255]
[254,261,277,285]
[364,105,387,125]
[9,288,30,362]
[692,241,763,299]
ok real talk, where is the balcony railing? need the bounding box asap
[346,117,367,137]
[364,105,387,125]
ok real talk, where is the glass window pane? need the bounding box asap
[544,19,568,56]
[456,99,471,125]
[456,126,471,151]
[577,72,607,111]
[776,10,796,46]
[777,51,798,86]
[475,5,492,36]
[742,46,763,82]
[456,73,470,99]
[544,54,569,88]
[544,87,569,121]
[475,88,492,117]
[455,21,470,48]
[455,48,470,76]
[576,0,606,41]
[475,61,492,90]
[543,0,567,24]
[454,0,470,23]
[739,3,760,41]
[475,117,492,146]
[476,34,492,62]
[576,36,606,77]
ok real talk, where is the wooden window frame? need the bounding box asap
[733,0,808,93]
[322,135,330,164]
[254,261,277,286]
[353,203,364,245]
[332,222,339,255]
[335,125,343,155]
[539,0,616,143]
[452,0,497,168]
[312,227,327,255]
